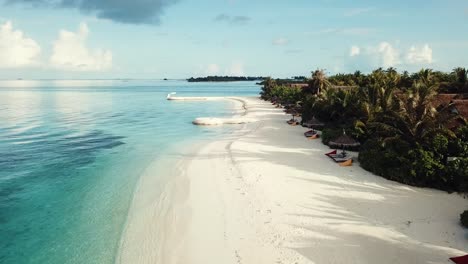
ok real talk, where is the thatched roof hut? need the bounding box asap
[329,130,360,147]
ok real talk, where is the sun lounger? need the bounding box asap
[328,153,347,159]
[339,159,353,166]
[287,119,299,126]
[325,150,351,164]
[325,150,346,159]
[304,130,317,137]
[332,156,349,162]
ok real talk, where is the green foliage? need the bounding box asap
[408,146,444,186]
[269,85,302,104]
[321,128,343,145]
[262,67,468,192]
[460,210,468,228]
[359,138,413,183]
[446,158,468,192]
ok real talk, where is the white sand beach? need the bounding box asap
[119,96,467,264]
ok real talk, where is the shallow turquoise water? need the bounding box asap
[0,80,260,264]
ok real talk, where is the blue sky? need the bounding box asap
[0,0,467,79]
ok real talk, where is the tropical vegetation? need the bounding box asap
[261,68,468,193]
[461,210,468,228]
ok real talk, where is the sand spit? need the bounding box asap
[119,96,467,264]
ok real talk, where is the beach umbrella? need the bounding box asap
[303,116,324,129]
[329,129,360,153]
[290,112,297,121]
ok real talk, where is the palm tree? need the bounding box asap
[307,69,331,95]
[371,80,456,147]
[357,69,399,121]
[415,69,435,87]
[452,67,467,93]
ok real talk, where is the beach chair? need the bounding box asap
[287,119,299,126]
[304,130,317,137]
[329,152,347,159]
[451,255,468,264]
[339,159,353,166]
[333,157,349,162]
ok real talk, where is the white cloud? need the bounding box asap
[50,23,112,71]
[346,42,434,71]
[205,63,220,75]
[350,46,360,56]
[375,42,400,67]
[0,21,41,68]
[348,42,400,69]
[226,62,244,76]
[406,44,433,64]
[272,37,289,46]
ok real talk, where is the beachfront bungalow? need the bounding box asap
[432,94,468,129]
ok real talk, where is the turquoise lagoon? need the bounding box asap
[0,80,260,264]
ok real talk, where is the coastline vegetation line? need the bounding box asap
[259,67,468,226]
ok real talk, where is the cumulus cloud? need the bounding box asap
[406,44,433,64]
[347,42,433,71]
[375,42,401,67]
[0,21,41,68]
[5,0,179,24]
[272,37,289,46]
[349,42,400,68]
[214,14,250,25]
[50,23,112,71]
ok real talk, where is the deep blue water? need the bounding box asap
[0,80,260,264]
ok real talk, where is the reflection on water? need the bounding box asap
[0,80,260,264]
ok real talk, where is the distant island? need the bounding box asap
[187,76,265,82]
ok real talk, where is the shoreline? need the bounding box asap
[115,97,249,264]
[119,96,467,264]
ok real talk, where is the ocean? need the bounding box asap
[0,80,260,264]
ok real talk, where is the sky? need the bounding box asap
[0,0,467,79]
